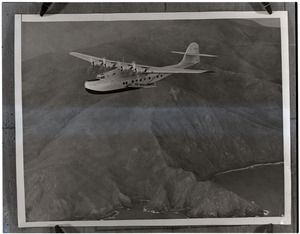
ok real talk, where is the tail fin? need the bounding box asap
[172,42,217,67]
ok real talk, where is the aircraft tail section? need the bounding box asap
[172,42,217,67]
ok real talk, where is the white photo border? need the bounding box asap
[15,11,291,228]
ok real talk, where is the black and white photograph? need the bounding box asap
[14,12,291,227]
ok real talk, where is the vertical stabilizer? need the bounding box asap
[174,42,200,67]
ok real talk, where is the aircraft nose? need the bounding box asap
[84,81,98,91]
[85,80,107,92]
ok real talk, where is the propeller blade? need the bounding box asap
[131,61,136,71]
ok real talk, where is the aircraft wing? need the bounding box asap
[70,52,104,63]
[144,67,212,74]
[70,52,146,69]
[70,52,212,74]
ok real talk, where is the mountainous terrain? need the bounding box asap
[22,19,283,221]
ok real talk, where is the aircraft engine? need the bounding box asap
[131,62,137,71]
[94,60,102,66]
[116,62,124,71]
[102,59,115,69]
[116,62,132,72]
[106,62,115,69]
[131,63,147,74]
[136,67,147,73]
[123,64,132,71]
[87,61,97,75]
[101,58,108,68]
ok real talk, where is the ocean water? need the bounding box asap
[104,164,284,220]
[105,201,187,220]
[212,163,284,217]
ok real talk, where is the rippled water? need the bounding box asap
[213,163,284,216]
[105,201,187,220]
[104,164,284,220]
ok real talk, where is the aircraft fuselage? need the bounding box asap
[85,68,170,94]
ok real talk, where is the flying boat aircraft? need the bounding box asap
[70,42,216,94]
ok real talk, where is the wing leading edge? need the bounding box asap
[70,52,211,74]
[70,52,101,63]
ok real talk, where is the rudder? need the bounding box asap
[177,42,200,67]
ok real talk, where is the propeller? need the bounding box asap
[137,67,147,73]
[116,57,134,72]
[131,61,136,71]
[87,61,96,75]
[94,60,101,66]
[117,61,132,72]
[100,59,115,70]
[124,64,132,71]
[130,62,147,74]
[116,61,123,71]
[101,58,107,68]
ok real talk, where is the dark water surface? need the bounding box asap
[104,164,284,220]
[105,201,188,220]
[212,163,284,217]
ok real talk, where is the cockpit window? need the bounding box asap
[96,74,105,79]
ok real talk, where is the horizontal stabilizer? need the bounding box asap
[171,51,217,57]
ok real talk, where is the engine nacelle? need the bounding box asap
[134,67,147,74]
[94,60,102,66]
[117,62,132,72]
[131,62,147,73]
[103,61,114,69]
[116,62,123,71]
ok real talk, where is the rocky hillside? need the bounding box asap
[22,19,283,221]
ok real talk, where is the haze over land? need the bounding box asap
[22,19,284,221]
